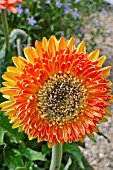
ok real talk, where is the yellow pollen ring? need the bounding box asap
[36,73,87,124]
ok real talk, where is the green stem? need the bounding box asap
[49,143,62,170]
[1,10,10,51]
[17,38,22,56]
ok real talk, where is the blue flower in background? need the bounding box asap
[70,10,79,19]
[100,8,107,16]
[34,0,37,2]
[27,17,36,26]
[45,0,51,4]
[13,44,17,48]
[75,0,80,3]
[93,20,100,28]
[64,3,71,14]
[55,0,63,8]
[25,8,30,14]
[63,3,79,19]
[23,43,32,48]
[17,4,23,14]
[64,3,71,9]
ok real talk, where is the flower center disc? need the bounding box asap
[37,74,86,123]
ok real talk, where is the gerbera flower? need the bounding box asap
[0,36,113,148]
[0,0,24,13]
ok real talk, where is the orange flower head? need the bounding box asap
[0,36,113,148]
[0,0,24,13]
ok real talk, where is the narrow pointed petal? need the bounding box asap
[12,121,20,128]
[42,37,48,51]
[58,37,66,50]
[0,101,13,108]
[24,47,35,64]
[88,49,100,61]
[102,66,112,78]
[67,37,75,52]
[35,40,43,58]
[76,41,86,53]
[48,36,56,55]
[105,108,112,117]
[97,55,106,66]
[99,117,108,122]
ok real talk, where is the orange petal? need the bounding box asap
[5,110,15,116]
[12,56,26,69]
[2,81,16,87]
[76,41,86,53]
[58,37,66,50]
[35,40,43,58]
[108,95,113,102]
[67,37,75,52]
[12,121,20,128]
[47,142,54,148]
[0,88,17,96]
[24,47,35,64]
[8,5,17,14]
[97,55,106,66]
[2,72,18,81]
[88,49,100,61]
[42,37,48,51]
[105,108,112,117]
[102,66,112,78]
[48,36,56,55]
[0,101,13,108]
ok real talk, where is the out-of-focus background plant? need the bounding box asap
[0,0,113,169]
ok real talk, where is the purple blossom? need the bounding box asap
[34,0,37,2]
[60,31,64,36]
[64,3,71,14]
[17,4,23,14]
[75,0,80,3]
[25,8,30,14]
[70,10,79,19]
[100,9,107,16]
[27,17,36,26]
[23,43,31,48]
[64,3,71,9]
[13,44,17,48]
[93,20,100,28]
[55,0,63,8]
[45,0,51,4]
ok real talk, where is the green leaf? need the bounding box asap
[41,143,51,155]
[76,141,85,148]
[25,161,44,170]
[88,136,97,143]
[64,157,72,170]
[15,168,26,170]
[63,143,85,169]
[81,155,94,170]
[19,143,46,161]
[0,127,6,145]
[0,111,25,143]
[4,146,24,169]
[96,132,110,143]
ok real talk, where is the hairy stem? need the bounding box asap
[49,143,62,170]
